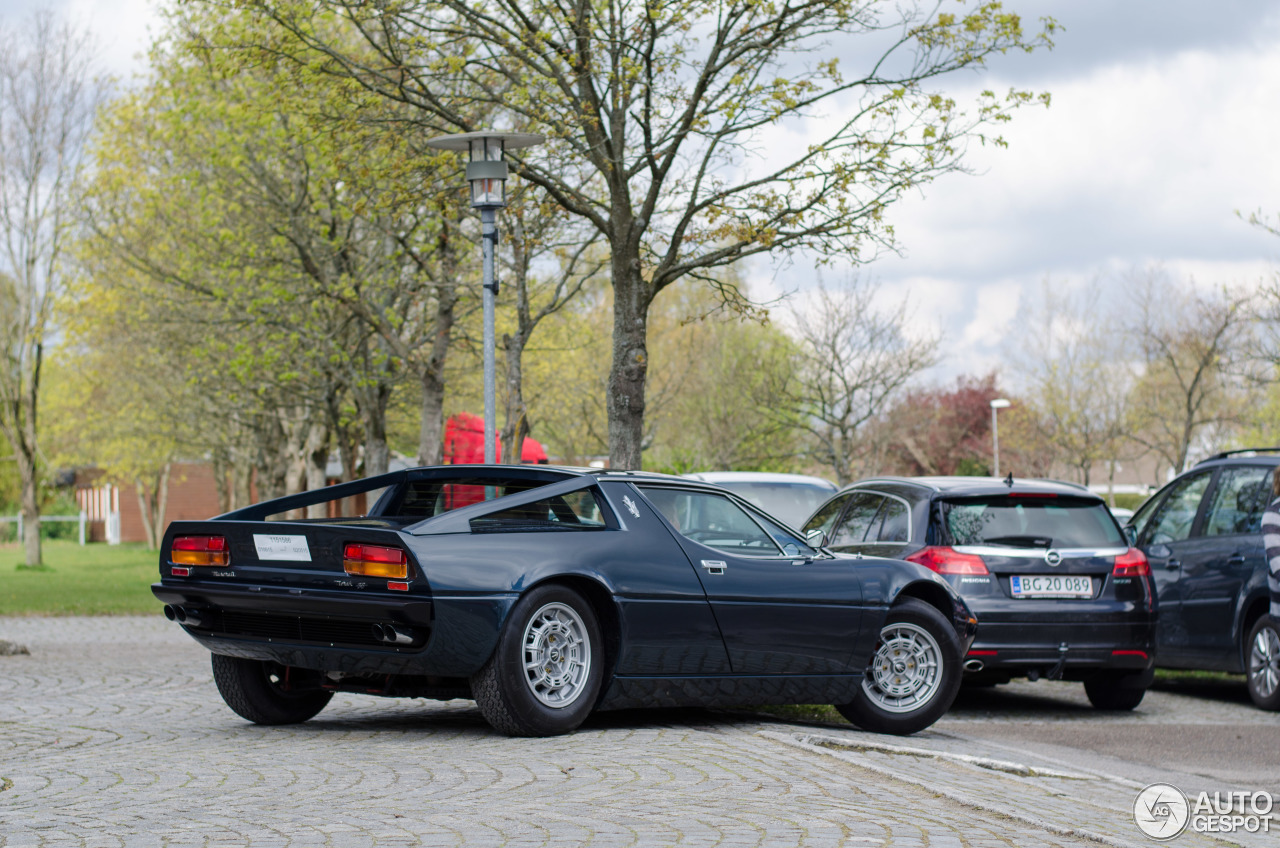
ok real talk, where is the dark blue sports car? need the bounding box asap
[153,466,977,736]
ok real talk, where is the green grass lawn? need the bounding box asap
[0,541,161,615]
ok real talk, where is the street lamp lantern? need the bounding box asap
[990,398,1011,478]
[425,130,545,464]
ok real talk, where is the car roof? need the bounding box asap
[1193,450,1280,468]
[847,476,1100,499]
[682,471,837,489]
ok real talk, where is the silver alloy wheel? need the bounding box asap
[522,602,592,708]
[862,622,944,714]
[1250,624,1280,700]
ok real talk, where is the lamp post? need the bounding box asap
[990,398,1011,478]
[424,131,544,463]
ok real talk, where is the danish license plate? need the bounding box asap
[1010,574,1093,598]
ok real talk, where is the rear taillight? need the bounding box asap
[171,535,230,567]
[905,546,989,575]
[1112,548,1150,577]
[343,543,409,580]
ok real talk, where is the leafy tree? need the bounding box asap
[645,284,801,473]
[881,373,1003,476]
[230,0,1055,468]
[0,12,107,567]
[78,6,468,493]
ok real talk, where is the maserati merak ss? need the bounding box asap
[153,466,977,736]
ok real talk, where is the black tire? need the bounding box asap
[1245,615,1280,711]
[211,654,333,725]
[836,598,962,735]
[1084,670,1148,711]
[471,584,604,737]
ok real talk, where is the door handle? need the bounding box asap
[1226,554,1246,564]
[701,560,727,575]
[1166,558,1181,570]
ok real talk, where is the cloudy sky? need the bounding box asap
[6,0,1280,389]
[762,0,1280,385]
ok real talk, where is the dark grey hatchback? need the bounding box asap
[1124,450,1280,710]
[803,477,1157,710]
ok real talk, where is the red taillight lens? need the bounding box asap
[1112,548,1150,577]
[905,546,989,575]
[171,535,230,567]
[343,543,409,580]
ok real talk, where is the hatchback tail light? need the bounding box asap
[905,546,989,575]
[171,535,230,567]
[1112,548,1150,577]
[343,543,409,580]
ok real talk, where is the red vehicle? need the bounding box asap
[442,414,549,508]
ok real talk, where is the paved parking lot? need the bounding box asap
[0,617,1275,847]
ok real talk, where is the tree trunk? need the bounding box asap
[232,457,254,510]
[355,382,390,477]
[501,331,529,465]
[212,449,231,515]
[17,438,41,567]
[608,251,651,470]
[416,284,458,467]
[134,463,171,550]
[304,421,330,519]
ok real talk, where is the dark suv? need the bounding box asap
[803,476,1156,710]
[1124,450,1280,710]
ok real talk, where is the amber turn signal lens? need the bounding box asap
[171,535,230,567]
[343,543,409,580]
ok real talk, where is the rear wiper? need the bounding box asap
[980,535,1052,548]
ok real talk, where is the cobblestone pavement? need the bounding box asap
[0,617,1273,847]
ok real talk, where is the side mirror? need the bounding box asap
[1123,525,1137,546]
[805,529,828,548]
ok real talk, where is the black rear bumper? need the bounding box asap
[962,610,1156,680]
[152,580,434,672]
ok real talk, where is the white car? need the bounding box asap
[681,471,838,528]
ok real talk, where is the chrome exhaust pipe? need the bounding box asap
[174,607,204,627]
[375,623,415,645]
[163,605,178,622]
[963,659,985,672]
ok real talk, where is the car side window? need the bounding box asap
[469,491,607,533]
[803,496,846,536]
[638,487,782,555]
[831,492,884,546]
[869,497,910,543]
[1141,472,1211,545]
[1203,466,1273,537]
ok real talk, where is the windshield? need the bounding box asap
[941,496,1123,548]
[714,482,834,527]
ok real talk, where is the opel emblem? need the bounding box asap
[1045,549,1062,566]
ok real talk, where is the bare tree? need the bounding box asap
[1128,270,1254,475]
[787,276,939,485]
[0,13,106,567]
[1013,279,1137,487]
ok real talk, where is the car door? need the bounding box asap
[1180,465,1271,665]
[636,484,864,675]
[1136,469,1213,660]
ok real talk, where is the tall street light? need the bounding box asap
[424,131,544,463]
[990,398,1011,478]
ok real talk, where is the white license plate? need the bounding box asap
[1010,574,1093,598]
